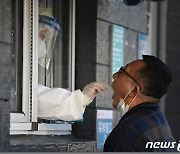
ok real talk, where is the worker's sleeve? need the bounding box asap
[37,84,87,121]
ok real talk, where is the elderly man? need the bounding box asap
[104,55,177,152]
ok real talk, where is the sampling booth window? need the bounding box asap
[38,15,60,85]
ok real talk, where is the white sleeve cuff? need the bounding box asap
[82,92,93,107]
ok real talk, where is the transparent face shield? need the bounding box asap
[38,15,60,70]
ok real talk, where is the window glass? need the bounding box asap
[11,0,70,113]
[38,0,70,89]
[11,0,23,112]
[38,0,71,123]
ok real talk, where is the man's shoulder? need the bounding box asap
[122,107,158,122]
[120,108,164,131]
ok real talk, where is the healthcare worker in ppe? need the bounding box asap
[38,14,59,70]
[38,82,107,122]
[37,14,108,122]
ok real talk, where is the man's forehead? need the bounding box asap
[125,60,146,74]
[126,60,146,68]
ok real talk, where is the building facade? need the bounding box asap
[0,0,179,152]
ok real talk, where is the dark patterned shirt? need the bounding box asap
[104,102,177,152]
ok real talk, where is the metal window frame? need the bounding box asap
[68,0,76,91]
[10,0,32,126]
[10,123,72,135]
[10,0,76,135]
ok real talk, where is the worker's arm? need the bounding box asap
[38,82,107,121]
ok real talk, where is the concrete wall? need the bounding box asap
[0,0,11,152]
[9,135,96,152]
[73,0,98,139]
[96,0,148,136]
[73,0,148,140]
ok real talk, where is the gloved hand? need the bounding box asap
[82,82,108,107]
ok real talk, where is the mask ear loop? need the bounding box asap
[124,86,137,109]
[123,86,136,101]
[119,86,136,111]
[127,93,137,109]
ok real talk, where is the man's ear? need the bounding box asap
[129,86,138,97]
[136,86,141,94]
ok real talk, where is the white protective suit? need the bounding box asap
[38,82,107,121]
